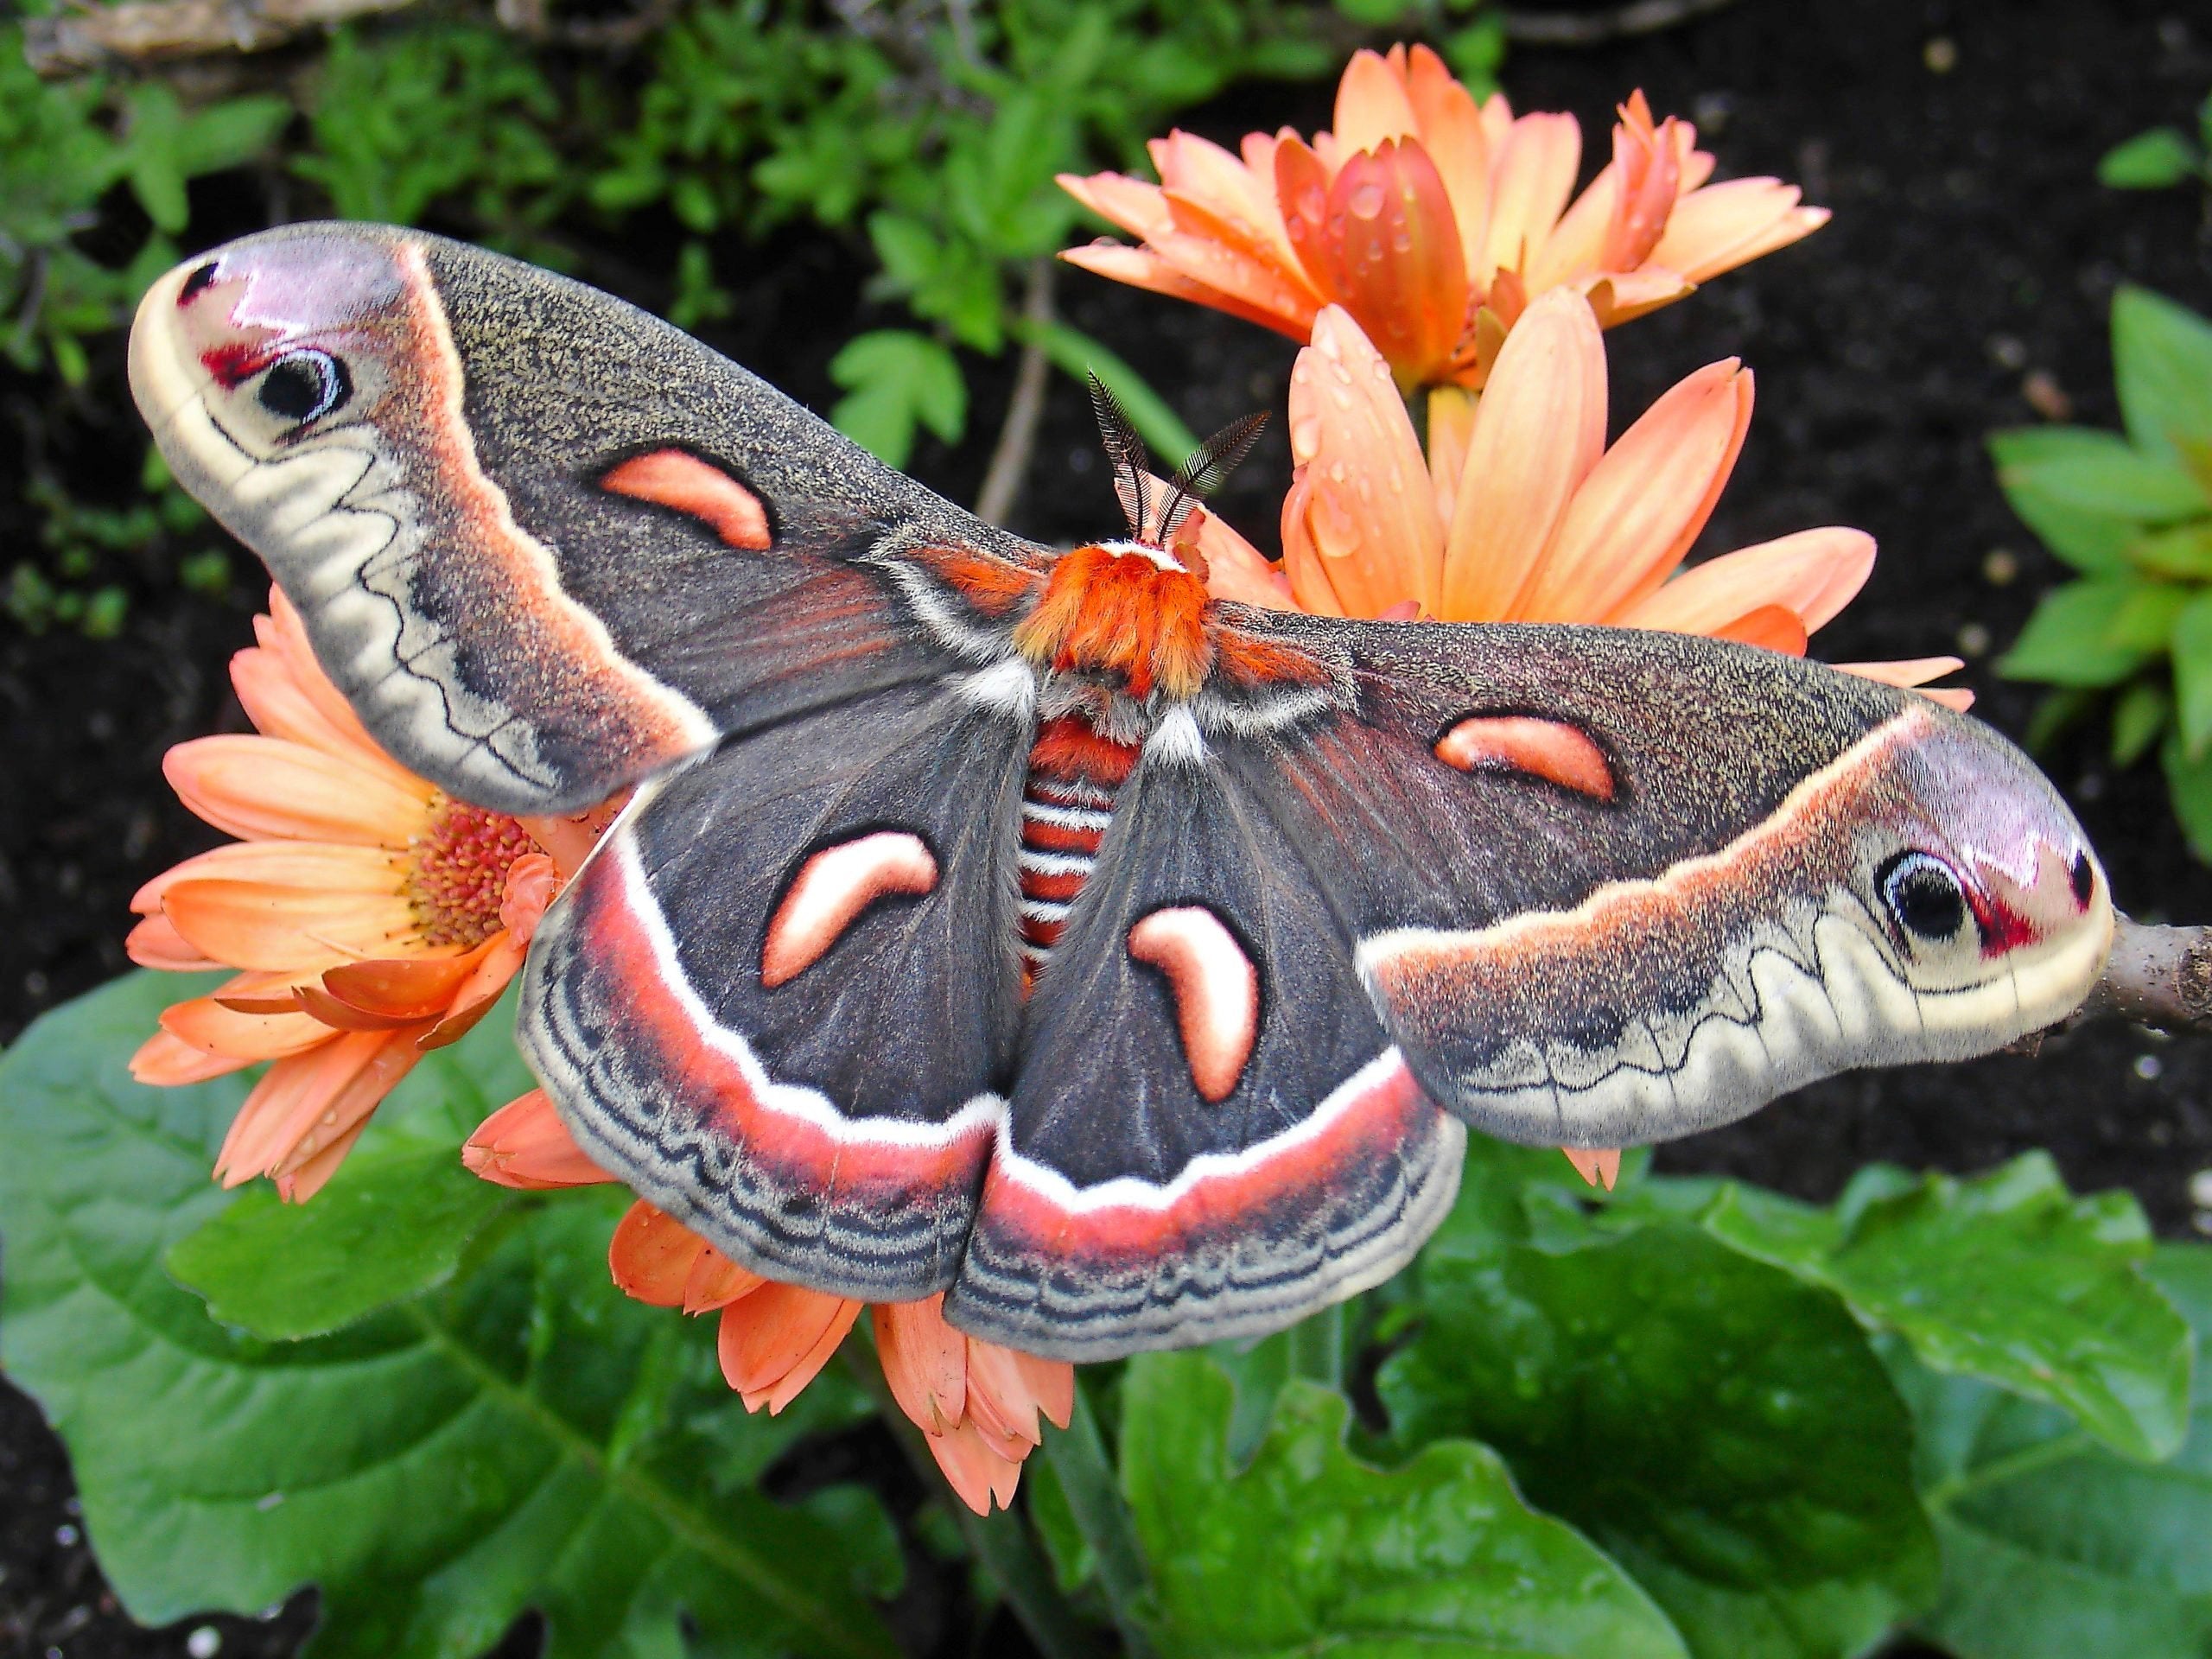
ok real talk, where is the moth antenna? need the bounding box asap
[1160,410,1268,541]
[1088,374,1157,541]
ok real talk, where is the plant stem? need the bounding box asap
[976,256,1056,527]
[1286,1301,1346,1390]
[1041,1376,1160,1659]
[1920,1428,2097,1513]
[839,1344,1104,1659]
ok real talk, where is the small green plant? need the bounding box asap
[1995,285,2212,852]
[2098,90,2212,192]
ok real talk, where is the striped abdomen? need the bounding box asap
[1018,717,1139,977]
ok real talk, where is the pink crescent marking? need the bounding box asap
[1127,905,1259,1103]
[602,449,772,550]
[1435,715,1615,803]
[761,832,938,988]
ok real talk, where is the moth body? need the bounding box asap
[129,223,2116,1358]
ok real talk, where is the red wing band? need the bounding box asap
[944,1050,1465,1360]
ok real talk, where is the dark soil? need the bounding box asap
[5,0,2212,1653]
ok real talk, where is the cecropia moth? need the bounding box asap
[129,225,2113,1359]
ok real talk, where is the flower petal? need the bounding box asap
[1513,359,1754,621]
[1478,112,1581,285]
[1580,266,1698,329]
[127,912,219,971]
[1061,243,1310,340]
[133,841,408,917]
[925,1419,1027,1516]
[132,1028,257,1085]
[964,1337,1074,1446]
[229,644,416,786]
[165,734,434,847]
[272,1115,372,1203]
[162,991,336,1062]
[609,1199,708,1306]
[1403,44,1492,276]
[1319,139,1469,388]
[1440,288,1607,620]
[1612,528,1875,637]
[1154,131,1305,278]
[1282,306,1444,617]
[1711,604,1809,655]
[874,1295,969,1435]
[1649,179,1826,283]
[162,879,427,972]
[463,1088,616,1190]
[718,1284,862,1414]
[1425,385,1476,529]
[1835,658,1974,712]
[1056,170,1173,240]
[1560,1147,1622,1190]
[416,932,527,1051]
[214,1029,419,1189]
[320,950,487,1021]
[1332,47,1421,157]
[1149,226,1323,342]
[1189,507,1294,609]
[683,1246,765,1314]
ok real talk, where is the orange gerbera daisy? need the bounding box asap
[1058,43,1827,390]
[126,587,566,1200]
[467,1090,1076,1515]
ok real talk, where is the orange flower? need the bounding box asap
[468,1091,1077,1516]
[1058,44,1827,388]
[127,587,563,1200]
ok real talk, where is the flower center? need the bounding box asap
[406,796,537,948]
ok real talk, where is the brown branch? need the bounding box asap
[24,0,416,74]
[1500,0,1742,47]
[2069,913,2212,1033]
[975,256,1057,529]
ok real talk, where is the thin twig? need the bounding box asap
[24,0,415,74]
[1500,0,1742,47]
[976,256,1057,528]
[2069,914,2212,1033]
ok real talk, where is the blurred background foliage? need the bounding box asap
[0,0,1504,638]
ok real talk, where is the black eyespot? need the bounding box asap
[1880,851,1970,942]
[2069,849,2095,908]
[179,262,219,303]
[257,350,351,426]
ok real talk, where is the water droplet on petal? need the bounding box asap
[1348,181,1385,219]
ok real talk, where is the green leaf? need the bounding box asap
[1380,1224,1936,1659]
[2112,678,2172,767]
[2005,427,2206,520]
[2171,590,2212,756]
[1122,1351,1687,1659]
[1700,1155,2192,1462]
[0,970,900,1659]
[2131,520,2212,579]
[2097,127,2201,189]
[166,1138,519,1340]
[2162,728,2212,861]
[2114,286,2212,468]
[1032,321,1201,461]
[1903,1247,2212,1659]
[827,329,966,467]
[1999,578,2181,687]
[1992,429,2201,571]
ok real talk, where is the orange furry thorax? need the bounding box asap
[1012,544,1213,702]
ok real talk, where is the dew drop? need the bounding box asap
[1347,181,1385,219]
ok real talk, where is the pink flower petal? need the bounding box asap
[463,1088,616,1190]
[164,734,433,848]
[1612,528,1876,638]
[1332,48,1421,157]
[874,1295,969,1435]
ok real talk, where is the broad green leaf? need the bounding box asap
[2098,128,2201,189]
[0,971,899,1659]
[1992,429,2194,572]
[1033,320,1202,461]
[2112,677,2172,767]
[2172,590,2212,756]
[2164,728,2212,861]
[1998,578,2177,686]
[2114,286,2212,467]
[2131,520,2212,580]
[1700,1156,2191,1462]
[827,329,966,467]
[1380,1224,1936,1659]
[2000,427,2205,521]
[166,1138,519,1340]
[172,94,290,176]
[1122,1351,1686,1659]
[1901,1248,2212,1659]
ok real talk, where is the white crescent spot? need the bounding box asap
[761,831,938,988]
[1128,905,1259,1103]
